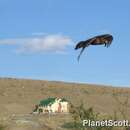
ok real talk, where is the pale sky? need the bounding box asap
[0,0,130,87]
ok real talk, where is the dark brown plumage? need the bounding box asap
[75,34,113,61]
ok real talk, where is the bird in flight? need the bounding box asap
[75,34,113,61]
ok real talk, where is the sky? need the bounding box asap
[0,0,130,87]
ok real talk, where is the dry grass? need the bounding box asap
[0,78,130,114]
[0,78,130,130]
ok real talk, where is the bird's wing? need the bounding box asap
[98,34,113,43]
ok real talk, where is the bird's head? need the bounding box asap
[75,41,85,50]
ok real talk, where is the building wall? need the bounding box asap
[51,101,69,113]
[35,98,69,113]
[61,102,68,112]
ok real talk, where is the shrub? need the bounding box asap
[0,124,5,130]
[69,103,125,130]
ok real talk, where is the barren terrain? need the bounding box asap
[0,78,130,130]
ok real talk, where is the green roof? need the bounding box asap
[39,97,56,106]
[39,97,68,106]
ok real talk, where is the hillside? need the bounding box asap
[0,78,130,130]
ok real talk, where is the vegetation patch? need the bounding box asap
[62,100,130,130]
[0,124,5,130]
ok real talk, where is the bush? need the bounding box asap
[63,92,130,130]
[69,103,127,130]
[69,103,101,130]
[0,124,5,130]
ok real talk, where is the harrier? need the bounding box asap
[75,34,113,61]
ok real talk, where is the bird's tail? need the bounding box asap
[77,47,85,62]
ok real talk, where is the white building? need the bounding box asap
[33,97,69,114]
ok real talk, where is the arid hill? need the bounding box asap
[0,78,130,130]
